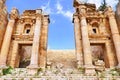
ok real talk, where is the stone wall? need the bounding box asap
[47,50,77,68]
[116,0,120,33]
[0,0,8,50]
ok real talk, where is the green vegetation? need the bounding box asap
[78,67,85,74]
[98,0,107,11]
[2,66,13,75]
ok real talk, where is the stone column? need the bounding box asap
[0,8,19,68]
[106,7,120,68]
[80,13,95,75]
[73,15,83,67]
[39,15,49,68]
[28,10,42,68]
[0,19,15,67]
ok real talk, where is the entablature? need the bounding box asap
[12,34,33,41]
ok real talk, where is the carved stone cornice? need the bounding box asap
[18,18,36,24]
[22,10,36,16]
[43,15,50,23]
[89,34,110,39]
[12,34,33,41]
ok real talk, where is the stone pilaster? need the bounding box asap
[105,7,120,68]
[28,10,42,68]
[9,41,19,68]
[106,41,115,68]
[73,15,83,67]
[39,15,49,68]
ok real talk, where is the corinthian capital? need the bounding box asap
[104,6,115,18]
[9,8,19,20]
[73,15,79,23]
[79,6,86,18]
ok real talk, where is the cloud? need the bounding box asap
[87,0,102,8]
[55,1,73,21]
[106,0,118,10]
[41,0,52,14]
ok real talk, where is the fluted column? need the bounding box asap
[106,7,120,68]
[0,19,15,67]
[28,10,41,68]
[73,15,83,67]
[39,15,49,68]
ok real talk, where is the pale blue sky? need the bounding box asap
[6,0,118,50]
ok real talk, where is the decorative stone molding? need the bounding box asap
[12,34,33,41]
[18,18,36,24]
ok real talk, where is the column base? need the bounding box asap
[27,64,39,76]
[27,68,38,76]
[84,65,96,76]
[0,64,8,69]
[116,64,120,69]
[77,60,83,68]
[27,64,39,68]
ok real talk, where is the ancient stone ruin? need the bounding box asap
[0,0,120,79]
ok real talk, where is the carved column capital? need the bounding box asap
[36,14,42,19]
[43,15,50,22]
[104,6,115,18]
[73,15,80,23]
[79,6,87,18]
[9,8,19,20]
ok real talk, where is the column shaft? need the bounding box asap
[74,16,83,67]
[109,16,120,67]
[28,17,41,68]
[81,17,93,66]
[39,20,48,68]
[0,19,15,67]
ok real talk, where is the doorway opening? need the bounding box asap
[18,44,32,68]
[90,43,110,68]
